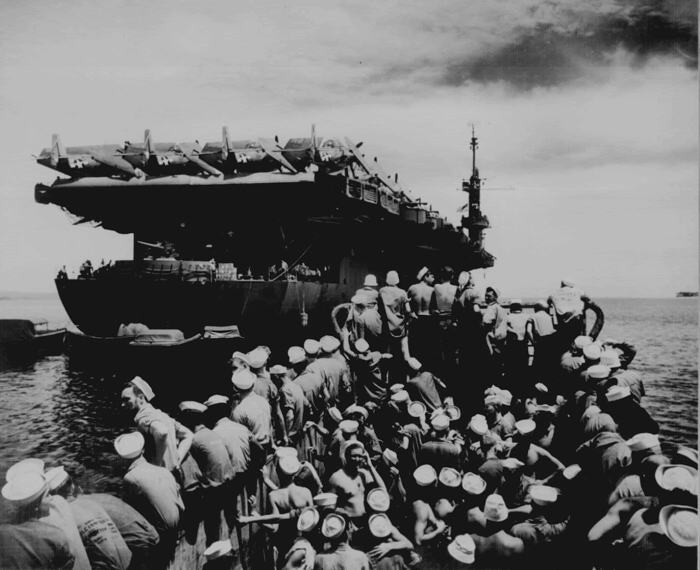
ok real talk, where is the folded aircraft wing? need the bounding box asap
[257,138,297,173]
[91,153,140,177]
[184,153,223,177]
[344,138,374,176]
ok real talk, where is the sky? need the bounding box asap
[0,0,697,298]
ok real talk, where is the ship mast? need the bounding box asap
[461,126,489,250]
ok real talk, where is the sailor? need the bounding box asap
[48,468,133,570]
[504,299,530,394]
[357,274,380,307]
[481,286,508,386]
[352,339,393,407]
[249,348,289,446]
[560,336,592,387]
[120,377,194,472]
[344,294,385,354]
[83,492,160,570]
[407,267,437,370]
[249,454,313,566]
[603,350,645,404]
[405,357,448,414]
[230,368,273,448]
[343,404,383,461]
[484,393,517,442]
[470,494,526,563]
[313,513,371,570]
[361,512,414,570]
[418,414,461,471]
[289,346,329,422]
[379,270,411,339]
[269,365,307,445]
[306,336,349,407]
[526,299,557,379]
[548,277,591,350]
[0,470,76,570]
[115,431,184,551]
[327,441,387,521]
[204,395,254,478]
[601,385,659,440]
[429,266,458,380]
[410,465,448,549]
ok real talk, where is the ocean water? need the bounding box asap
[0,295,696,496]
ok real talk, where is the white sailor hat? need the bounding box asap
[626,433,661,452]
[339,420,359,434]
[278,455,302,476]
[431,414,450,432]
[354,339,370,354]
[383,449,399,465]
[659,505,698,548]
[483,494,508,522]
[462,472,487,495]
[303,339,320,356]
[320,335,340,353]
[530,485,558,506]
[574,336,593,349]
[313,493,338,508]
[368,513,392,538]
[247,348,269,368]
[351,294,368,305]
[328,407,343,423]
[509,298,522,307]
[1,471,47,505]
[204,394,230,407]
[343,404,369,420]
[231,351,250,365]
[204,539,232,561]
[656,465,698,495]
[606,385,631,402]
[414,465,437,486]
[407,357,422,371]
[448,534,475,564]
[389,383,405,394]
[114,432,145,459]
[364,274,378,287]
[321,514,346,539]
[583,343,603,361]
[676,446,699,467]
[587,365,611,380]
[288,346,306,365]
[5,458,44,482]
[231,369,256,390]
[497,391,512,407]
[275,447,299,459]
[391,390,409,403]
[534,383,548,393]
[516,419,536,436]
[445,405,462,421]
[130,376,155,401]
[386,271,400,286]
[44,466,69,491]
[563,464,583,480]
[417,267,430,280]
[484,394,500,406]
[179,401,207,413]
[297,507,320,532]
[600,350,621,368]
[469,414,488,437]
[367,488,390,513]
[562,277,576,287]
[457,271,471,286]
[439,467,461,488]
[269,364,287,375]
[408,401,426,418]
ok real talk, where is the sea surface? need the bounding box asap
[0,295,696,498]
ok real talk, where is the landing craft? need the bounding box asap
[120,130,223,177]
[198,127,297,174]
[36,134,141,178]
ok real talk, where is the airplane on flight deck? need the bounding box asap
[36,134,143,178]
[119,130,223,177]
[198,127,297,174]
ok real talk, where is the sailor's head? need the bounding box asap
[440,266,454,283]
[484,286,500,304]
[417,267,434,284]
[351,294,369,314]
[561,276,576,288]
[121,377,154,414]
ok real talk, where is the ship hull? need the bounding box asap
[56,278,355,339]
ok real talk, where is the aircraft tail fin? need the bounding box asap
[311,124,317,158]
[144,129,155,157]
[50,133,66,165]
[222,126,231,158]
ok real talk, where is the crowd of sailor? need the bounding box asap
[1,268,697,570]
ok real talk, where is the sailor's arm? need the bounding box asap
[587,499,635,543]
[173,421,194,466]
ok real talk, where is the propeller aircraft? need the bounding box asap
[36,134,142,178]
